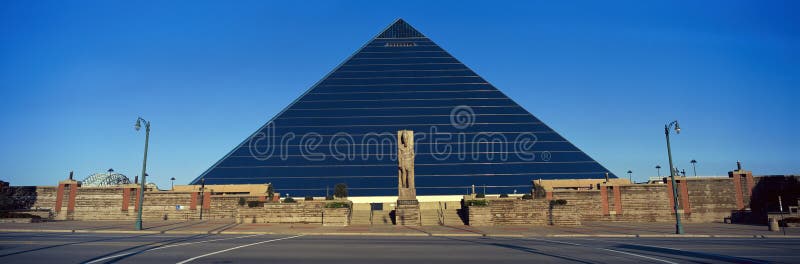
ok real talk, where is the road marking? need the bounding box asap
[84,234,262,264]
[526,237,676,264]
[599,248,678,264]
[573,237,768,264]
[526,237,583,246]
[176,235,303,264]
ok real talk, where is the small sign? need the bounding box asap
[175,205,185,210]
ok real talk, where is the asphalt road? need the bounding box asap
[0,232,798,263]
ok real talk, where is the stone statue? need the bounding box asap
[396,130,420,225]
[398,130,415,191]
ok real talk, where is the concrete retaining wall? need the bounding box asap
[466,199,578,226]
[3,175,797,226]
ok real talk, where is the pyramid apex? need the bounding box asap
[378,19,425,39]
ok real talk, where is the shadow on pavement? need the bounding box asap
[614,243,768,264]
[82,234,213,264]
[159,220,209,232]
[0,232,156,258]
[440,236,593,263]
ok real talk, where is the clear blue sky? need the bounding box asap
[1,1,797,188]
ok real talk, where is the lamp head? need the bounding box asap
[674,121,681,134]
[627,170,632,174]
[135,118,142,131]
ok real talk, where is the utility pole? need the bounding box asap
[199,178,206,220]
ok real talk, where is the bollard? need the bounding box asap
[768,218,780,232]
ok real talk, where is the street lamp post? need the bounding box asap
[170,177,176,190]
[690,159,697,177]
[199,178,206,220]
[664,120,683,234]
[134,117,150,230]
[655,165,662,177]
[627,170,633,183]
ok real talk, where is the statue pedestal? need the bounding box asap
[395,199,420,226]
[398,188,416,200]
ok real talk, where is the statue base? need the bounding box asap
[398,188,416,200]
[395,199,420,226]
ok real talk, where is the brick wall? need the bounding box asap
[615,184,674,222]
[466,199,578,226]
[551,190,603,221]
[684,178,739,222]
[322,208,350,226]
[236,202,328,224]
[4,175,795,225]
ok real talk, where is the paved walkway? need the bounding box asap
[1,220,798,238]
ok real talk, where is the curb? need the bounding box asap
[0,229,75,233]
[73,230,161,234]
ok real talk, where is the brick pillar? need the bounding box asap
[259,196,266,202]
[744,171,755,206]
[132,189,140,212]
[613,186,623,215]
[55,183,66,213]
[202,193,212,209]
[730,172,745,209]
[67,184,78,213]
[679,179,691,214]
[665,180,676,210]
[600,186,609,216]
[545,191,553,201]
[122,188,131,211]
[190,192,198,210]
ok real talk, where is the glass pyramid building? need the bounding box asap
[191,19,616,196]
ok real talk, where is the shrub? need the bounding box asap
[549,199,568,207]
[334,183,348,198]
[475,193,486,198]
[304,196,314,201]
[325,195,334,200]
[267,185,275,199]
[533,183,546,198]
[324,202,350,208]
[0,212,42,219]
[499,193,509,198]
[237,197,246,206]
[465,200,488,207]
[246,201,264,208]
[283,197,296,203]
[521,194,533,200]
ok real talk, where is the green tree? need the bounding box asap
[334,183,348,198]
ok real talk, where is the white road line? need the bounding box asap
[526,237,676,264]
[84,234,262,264]
[175,235,304,264]
[526,237,583,246]
[573,237,772,264]
[600,248,678,264]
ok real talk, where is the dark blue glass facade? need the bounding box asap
[190,19,616,196]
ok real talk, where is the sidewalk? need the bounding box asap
[1,220,798,238]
